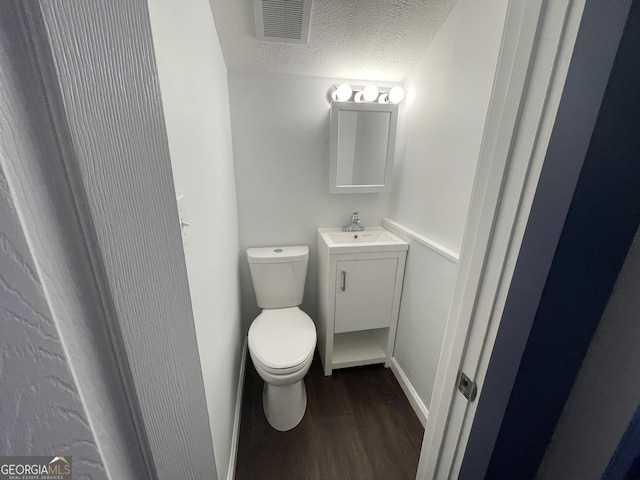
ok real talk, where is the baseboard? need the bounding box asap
[390,357,428,427]
[227,337,248,480]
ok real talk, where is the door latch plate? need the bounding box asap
[458,372,477,401]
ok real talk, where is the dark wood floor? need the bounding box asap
[235,353,424,480]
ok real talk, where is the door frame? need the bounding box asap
[456,0,635,477]
[416,0,588,478]
[14,1,220,479]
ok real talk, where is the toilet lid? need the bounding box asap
[248,308,316,370]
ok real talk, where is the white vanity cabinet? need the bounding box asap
[316,227,408,376]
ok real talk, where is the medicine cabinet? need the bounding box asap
[329,101,399,194]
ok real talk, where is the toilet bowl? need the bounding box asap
[246,246,317,431]
[249,307,315,430]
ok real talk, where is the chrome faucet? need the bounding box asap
[342,212,365,232]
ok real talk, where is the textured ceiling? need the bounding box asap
[210,0,459,82]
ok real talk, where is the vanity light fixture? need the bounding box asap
[378,86,406,104]
[327,83,354,102]
[336,83,352,101]
[363,85,379,102]
[388,86,405,104]
[326,83,405,104]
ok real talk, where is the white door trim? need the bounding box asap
[415,0,582,478]
[456,0,635,476]
[20,2,219,479]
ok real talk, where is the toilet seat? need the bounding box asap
[248,307,316,374]
[252,347,314,376]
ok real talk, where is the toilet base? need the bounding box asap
[262,379,307,431]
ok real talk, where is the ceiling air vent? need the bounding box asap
[253,0,312,44]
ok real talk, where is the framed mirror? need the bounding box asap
[329,101,399,193]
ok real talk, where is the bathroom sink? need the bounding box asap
[317,226,408,254]
[326,230,387,244]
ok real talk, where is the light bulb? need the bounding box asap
[326,86,338,103]
[336,83,352,102]
[388,86,405,103]
[363,85,379,102]
[354,91,365,103]
[378,93,389,104]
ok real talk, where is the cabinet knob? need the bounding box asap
[341,270,346,291]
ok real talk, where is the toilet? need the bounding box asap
[247,245,317,431]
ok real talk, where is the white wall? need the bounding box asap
[148,1,242,478]
[386,225,457,414]
[536,225,640,479]
[390,0,509,254]
[388,0,509,412]
[228,71,393,325]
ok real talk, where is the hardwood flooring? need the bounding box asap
[235,354,424,480]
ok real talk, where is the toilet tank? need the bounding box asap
[247,246,309,309]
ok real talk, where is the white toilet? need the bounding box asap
[247,245,317,431]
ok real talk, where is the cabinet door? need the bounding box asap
[334,258,398,333]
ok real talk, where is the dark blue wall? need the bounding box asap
[477,1,640,478]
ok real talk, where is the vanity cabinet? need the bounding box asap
[316,229,407,376]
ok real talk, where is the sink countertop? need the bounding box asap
[317,226,409,254]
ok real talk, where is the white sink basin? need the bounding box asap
[317,226,408,253]
[327,230,388,243]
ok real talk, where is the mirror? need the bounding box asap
[329,101,399,193]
